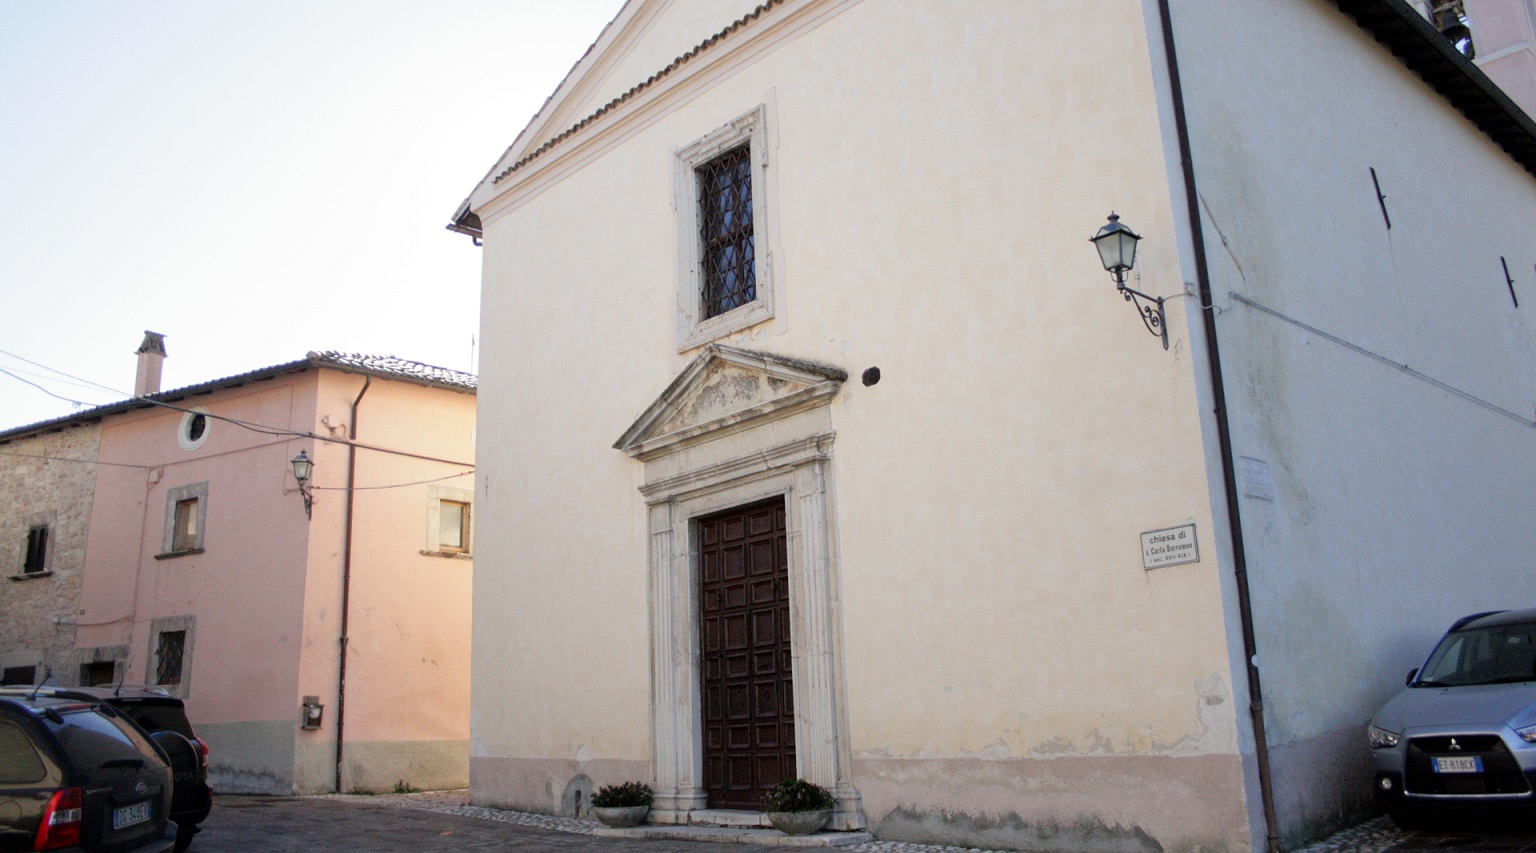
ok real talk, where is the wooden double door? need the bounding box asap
[697,498,795,810]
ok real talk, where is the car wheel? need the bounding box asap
[174,823,197,852]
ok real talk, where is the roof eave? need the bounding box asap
[0,355,475,445]
[1332,0,1536,178]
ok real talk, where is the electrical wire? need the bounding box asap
[310,469,476,491]
[1229,292,1536,429]
[0,367,95,406]
[0,347,124,397]
[0,451,151,470]
[0,351,475,467]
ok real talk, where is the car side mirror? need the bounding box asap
[1405,668,1418,686]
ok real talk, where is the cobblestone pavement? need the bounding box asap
[196,791,989,852]
[196,791,1536,852]
[1291,812,1536,853]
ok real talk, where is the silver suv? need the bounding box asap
[1368,609,1536,827]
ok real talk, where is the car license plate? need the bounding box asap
[1432,756,1483,774]
[113,800,151,830]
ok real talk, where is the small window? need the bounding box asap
[697,145,756,320]
[173,499,199,551]
[424,485,473,558]
[80,661,116,687]
[2,665,36,686]
[23,525,48,574]
[675,104,775,350]
[147,616,193,697]
[155,631,186,686]
[439,501,469,553]
[177,407,211,450]
[159,482,208,557]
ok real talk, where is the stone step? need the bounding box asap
[594,824,875,847]
[691,809,772,827]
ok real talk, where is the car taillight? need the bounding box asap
[34,786,82,850]
[194,737,210,771]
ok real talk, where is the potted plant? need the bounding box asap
[590,781,652,827]
[762,778,834,835]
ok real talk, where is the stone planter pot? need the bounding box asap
[592,805,649,828]
[767,809,831,835]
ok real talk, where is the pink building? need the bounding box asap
[1,341,476,794]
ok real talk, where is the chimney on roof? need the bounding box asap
[134,331,167,397]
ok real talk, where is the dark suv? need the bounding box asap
[0,693,177,852]
[0,687,211,852]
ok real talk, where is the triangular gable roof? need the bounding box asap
[614,344,845,458]
[453,0,791,236]
[448,0,1536,241]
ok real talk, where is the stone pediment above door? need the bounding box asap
[614,344,847,460]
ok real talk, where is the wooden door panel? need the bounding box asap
[699,498,792,810]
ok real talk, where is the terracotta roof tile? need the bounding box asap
[308,351,478,392]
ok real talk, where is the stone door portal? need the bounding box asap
[697,498,794,809]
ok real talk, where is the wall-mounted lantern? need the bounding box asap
[291,450,315,520]
[1090,212,1167,350]
[301,695,324,729]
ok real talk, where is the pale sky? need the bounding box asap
[0,0,626,431]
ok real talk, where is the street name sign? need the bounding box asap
[1141,523,1199,569]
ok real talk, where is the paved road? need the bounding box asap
[195,794,791,852]
[193,792,1536,853]
[1292,811,1536,853]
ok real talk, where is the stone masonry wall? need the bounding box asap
[0,423,102,683]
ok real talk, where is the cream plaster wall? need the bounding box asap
[471,1,1246,849]
[570,0,769,118]
[1168,0,1536,843]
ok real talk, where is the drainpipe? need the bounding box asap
[335,376,370,792]
[1153,3,1280,851]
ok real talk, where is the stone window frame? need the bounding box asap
[70,645,128,688]
[675,104,776,352]
[157,482,208,558]
[422,484,473,559]
[148,615,195,698]
[177,406,211,451]
[14,510,57,579]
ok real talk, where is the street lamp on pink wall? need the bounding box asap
[291,450,315,520]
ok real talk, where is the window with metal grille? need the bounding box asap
[156,631,186,686]
[23,525,47,574]
[697,145,756,319]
